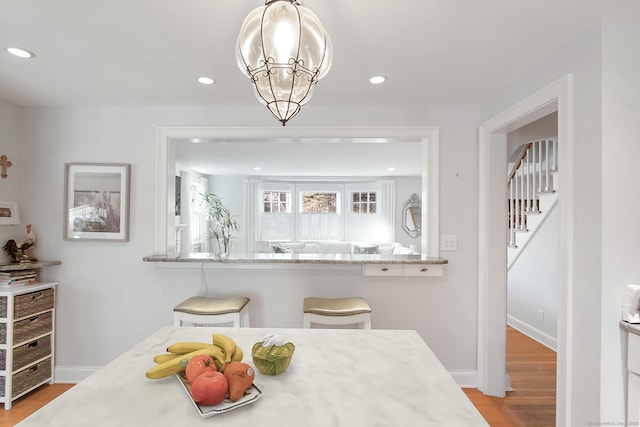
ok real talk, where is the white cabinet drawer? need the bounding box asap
[402,264,444,277]
[629,333,640,374]
[362,264,444,277]
[362,264,403,276]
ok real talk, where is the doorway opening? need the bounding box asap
[477,75,573,423]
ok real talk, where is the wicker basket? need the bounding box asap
[14,289,54,319]
[0,296,7,317]
[11,358,51,397]
[0,323,6,345]
[13,312,53,344]
[13,336,51,371]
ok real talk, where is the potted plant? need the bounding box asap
[200,192,238,258]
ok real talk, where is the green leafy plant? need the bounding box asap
[200,192,238,256]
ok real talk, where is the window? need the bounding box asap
[264,191,290,213]
[352,192,376,213]
[262,187,293,241]
[190,182,204,247]
[301,192,338,213]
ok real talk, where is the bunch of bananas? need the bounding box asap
[146,333,243,379]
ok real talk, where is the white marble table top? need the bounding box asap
[18,327,487,427]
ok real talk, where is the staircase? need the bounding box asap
[507,138,558,268]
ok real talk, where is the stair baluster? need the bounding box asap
[507,138,558,252]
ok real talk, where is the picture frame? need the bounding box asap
[64,163,131,241]
[0,201,19,225]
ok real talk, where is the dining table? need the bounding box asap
[17,326,488,426]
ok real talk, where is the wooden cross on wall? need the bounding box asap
[0,155,12,179]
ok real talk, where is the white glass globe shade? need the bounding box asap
[236,0,333,125]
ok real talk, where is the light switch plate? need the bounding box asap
[440,234,457,251]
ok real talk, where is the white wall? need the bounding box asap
[18,103,482,384]
[0,99,28,256]
[507,205,558,349]
[507,112,558,159]
[601,2,640,422]
[480,24,604,425]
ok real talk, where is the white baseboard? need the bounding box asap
[449,370,477,388]
[54,366,98,384]
[507,315,557,351]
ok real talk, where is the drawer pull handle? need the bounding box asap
[420,268,429,272]
[381,268,389,272]
[29,315,40,323]
[30,292,44,301]
[28,340,39,349]
[29,365,39,373]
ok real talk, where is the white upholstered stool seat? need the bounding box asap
[173,296,250,328]
[303,297,372,329]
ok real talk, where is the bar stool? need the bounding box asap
[303,297,372,329]
[173,296,250,327]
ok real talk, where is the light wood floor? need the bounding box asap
[0,327,555,426]
[463,326,557,426]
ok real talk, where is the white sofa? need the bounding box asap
[256,241,419,255]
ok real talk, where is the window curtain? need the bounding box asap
[179,170,193,256]
[377,180,395,242]
[243,179,263,253]
[197,177,209,253]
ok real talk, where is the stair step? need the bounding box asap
[538,190,556,195]
[514,228,529,233]
[525,210,541,215]
[508,244,518,249]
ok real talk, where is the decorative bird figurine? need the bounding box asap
[3,224,37,263]
[18,224,36,252]
[2,239,20,262]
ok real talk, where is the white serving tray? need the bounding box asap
[175,373,262,417]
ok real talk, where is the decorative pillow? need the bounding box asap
[376,245,397,255]
[317,242,354,254]
[272,244,292,254]
[282,242,306,253]
[393,246,417,255]
[353,244,379,254]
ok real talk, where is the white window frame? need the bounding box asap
[262,182,295,242]
[157,126,439,257]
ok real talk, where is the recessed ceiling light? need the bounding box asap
[369,76,386,85]
[198,77,215,85]
[253,167,262,171]
[6,47,35,59]
[387,167,396,172]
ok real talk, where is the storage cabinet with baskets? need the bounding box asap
[0,282,56,409]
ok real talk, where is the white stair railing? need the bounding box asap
[507,138,558,248]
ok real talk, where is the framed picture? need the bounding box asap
[0,201,19,225]
[64,163,131,241]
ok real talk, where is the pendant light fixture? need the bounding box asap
[236,0,333,126]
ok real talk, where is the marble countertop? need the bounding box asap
[143,252,448,265]
[18,326,486,427]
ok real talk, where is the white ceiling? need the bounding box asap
[175,138,425,177]
[0,0,624,176]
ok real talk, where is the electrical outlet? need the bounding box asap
[440,234,457,251]
[537,309,544,323]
